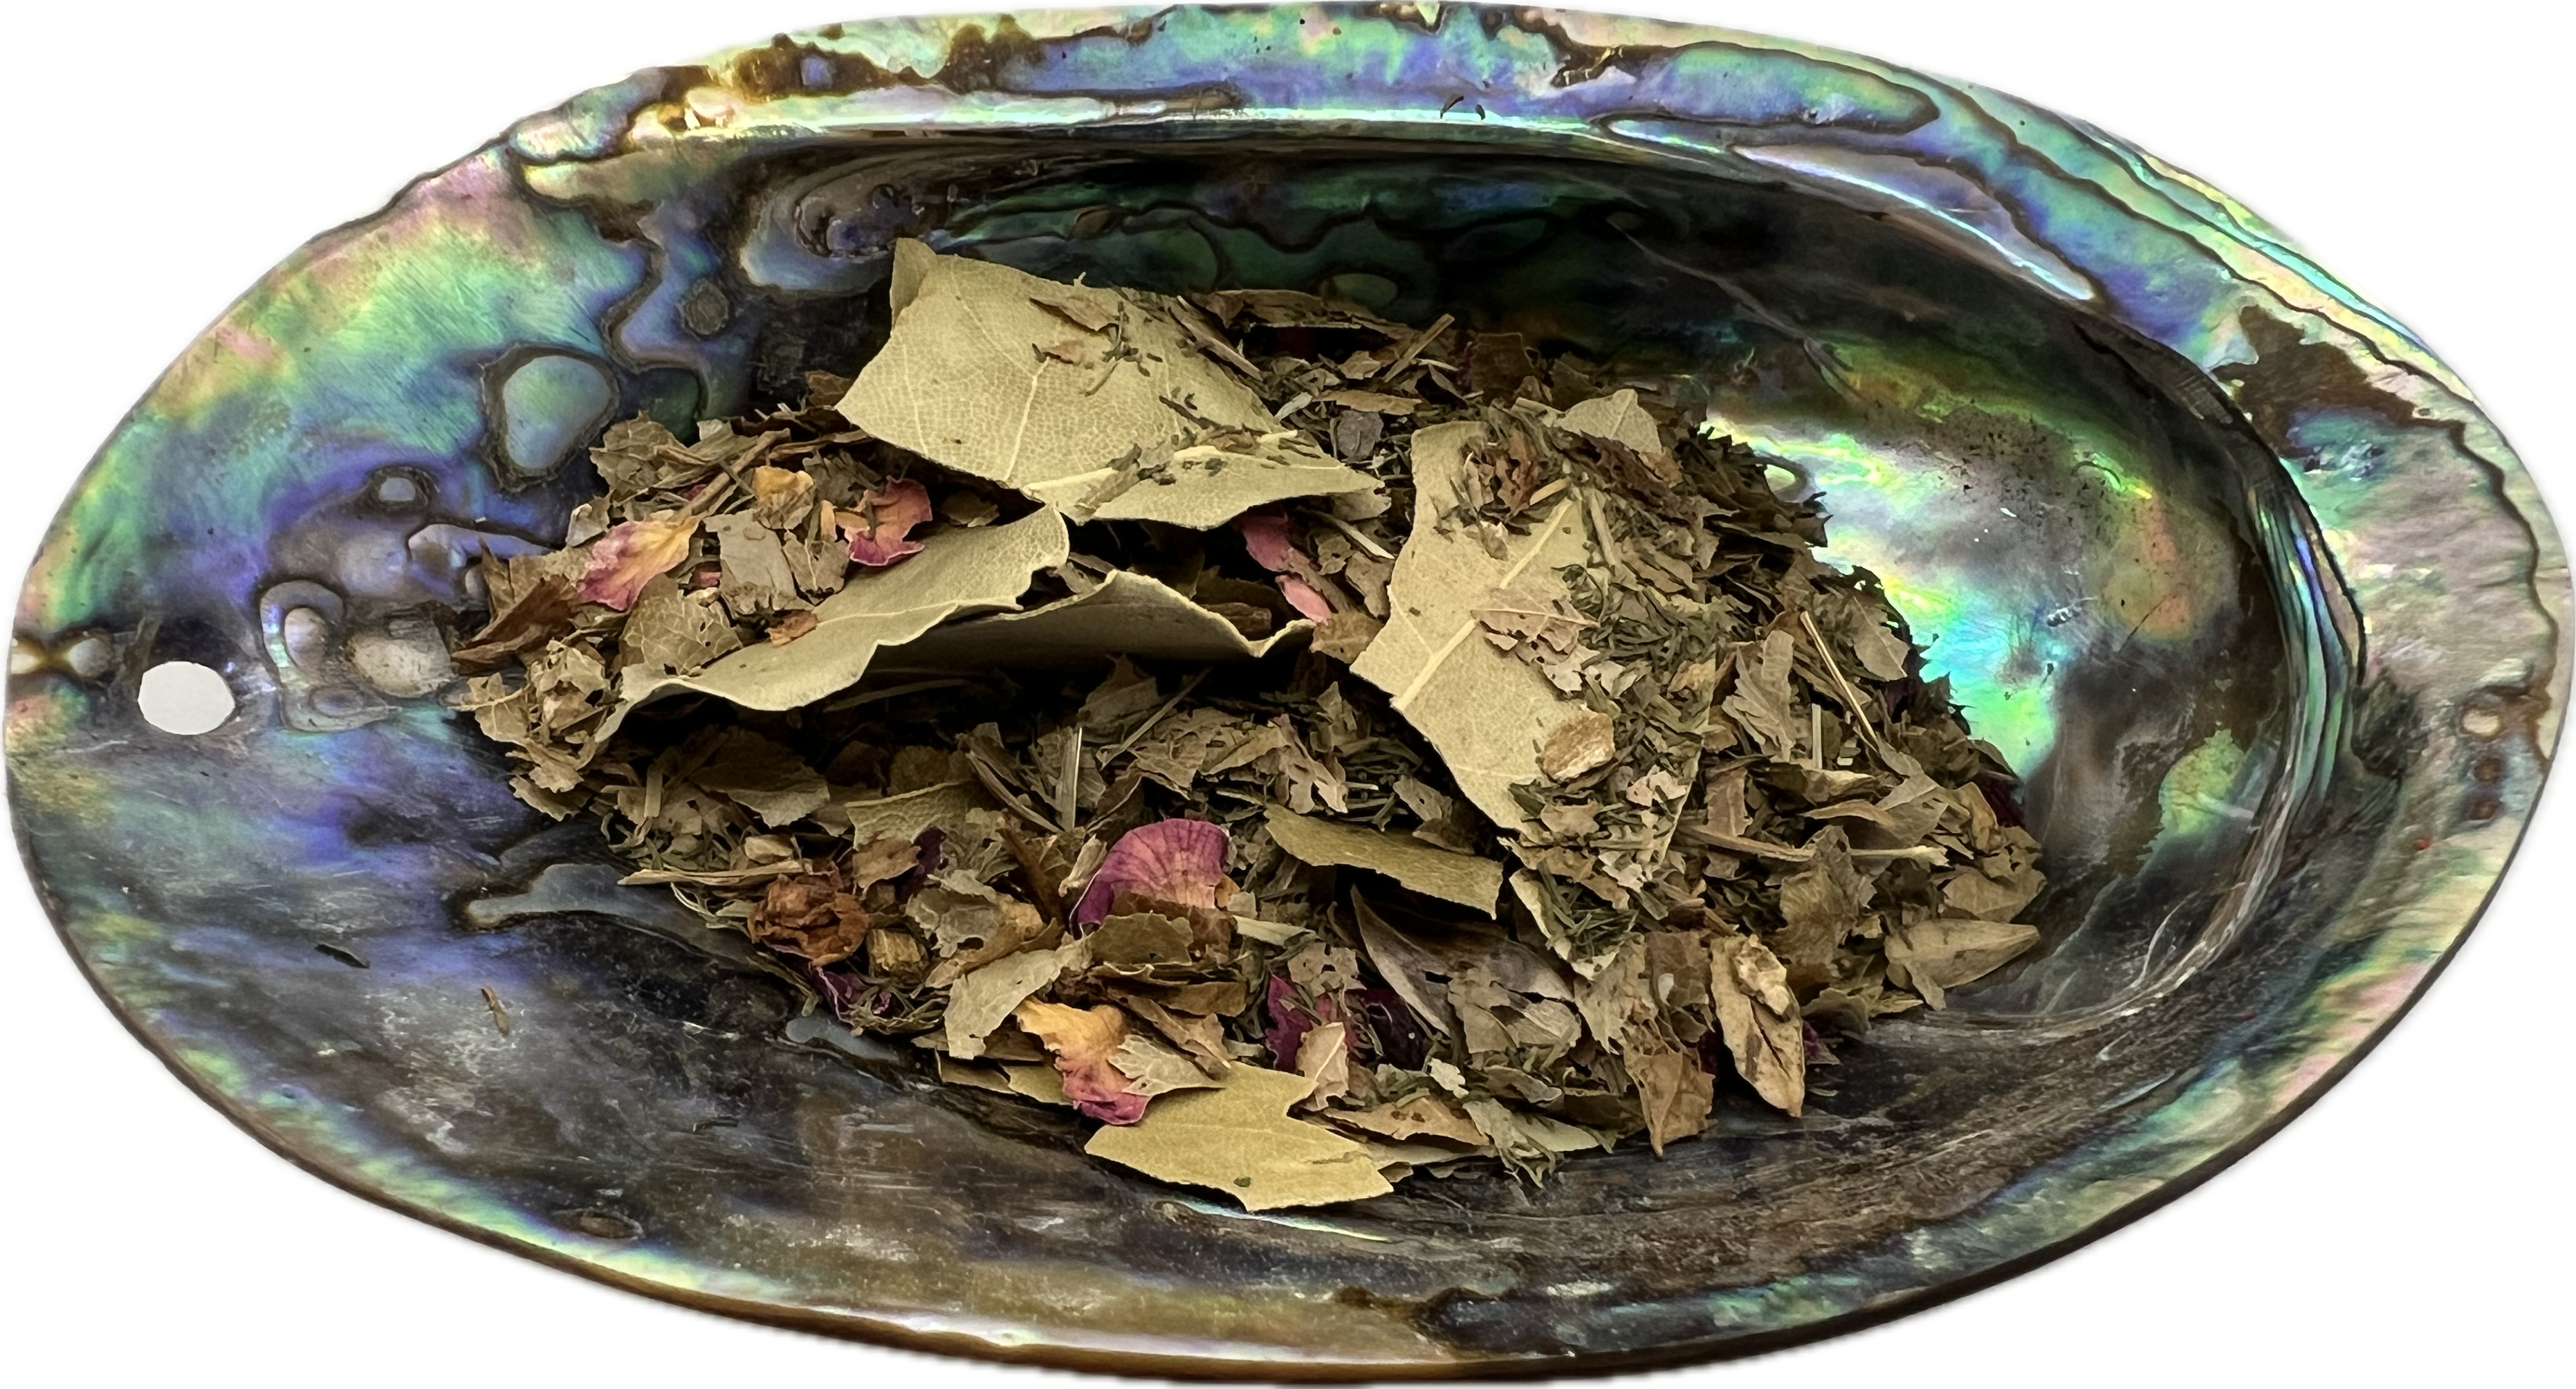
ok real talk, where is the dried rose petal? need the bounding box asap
[578,513,698,611]
[1018,1000,1148,1125]
[1074,818,1229,926]
[841,478,932,567]
[1277,574,1335,622]
[1263,973,1348,1069]
[1235,511,1301,573]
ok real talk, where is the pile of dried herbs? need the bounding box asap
[450,241,2044,1209]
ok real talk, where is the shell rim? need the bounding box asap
[5,0,2555,1381]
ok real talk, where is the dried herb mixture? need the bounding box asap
[449,241,2043,1208]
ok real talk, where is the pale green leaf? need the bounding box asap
[1261,804,1502,914]
[1350,422,1599,827]
[600,506,1068,739]
[1084,1065,1394,1211]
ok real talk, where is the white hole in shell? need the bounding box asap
[138,661,235,735]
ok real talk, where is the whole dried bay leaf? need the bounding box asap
[1351,422,1599,827]
[1083,1065,1394,1211]
[598,506,1068,739]
[840,241,1375,528]
[1261,805,1502,915]
[1885,919,2040,1008]
[895,569,1304,668]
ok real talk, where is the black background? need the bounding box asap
[15,8,2555,1381]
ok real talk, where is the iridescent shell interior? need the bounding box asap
[8,5,2564,1375]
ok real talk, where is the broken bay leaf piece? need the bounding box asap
[844,780,990,847]
[1088,911,1195,966]
[1351,422,1599,827]
[1260,804,1502,915]
[690,729,831,827]
[943,939,1086,1060]
[1710,932,1805,1116]
[894,569,1305,669]
[840,241,1374,528]
[598,506,1069,739]
[1539,708,1616,782]
[1884,918,2041,1009]
[1329,1094,1487,1147]
[1083,1065,1393,1211]
[1109,1030,1223,1097]
[1627,1039,1714,1155]
[1554,388,1663,458]
[1721,629,1803,761]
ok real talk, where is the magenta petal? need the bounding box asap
[1277,574,1335,622]
[843,478,932,567]
[1234,511,1299,573]
[1075,1090,1150,1125]
[1262,974,1314,1067]
[1074,818,1229,926]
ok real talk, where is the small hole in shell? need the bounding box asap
[2460,706,2505,739]
[138,661,236,735]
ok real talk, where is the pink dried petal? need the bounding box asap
[1018,1001,1149,1125]
[1074,818,1229,926]
[578,513,699,611]
[1277,574,1335,622]
[1262,974,1347,1069]
[1235,511,1300,573]
[841,478,932,567]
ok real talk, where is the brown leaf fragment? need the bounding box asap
[748,465,818,530]
[689,730,831,827]
[1940,861,2046,923]
[1885,919,2041,1008]
[451,575,579,673]
[1294,1021,1353,1110]
[1540,708,1617,781]
[1626,1038,1714,1154]
[1328,1094,1487,1147]
[1115,992,1233,1077]
[1083,1067,1393,1211]
[1772,826,1873,989]
[765,609,818,645]
[864,926,928,984]
[1088,911,1197,966]
[943,940,1084,1060]
[1709,932,1805,1116]
[1310,608,1383,663]
[1721,630,1803,760]
[480,986,512,1036]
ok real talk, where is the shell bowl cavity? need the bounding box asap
[8,5,2564,1375]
